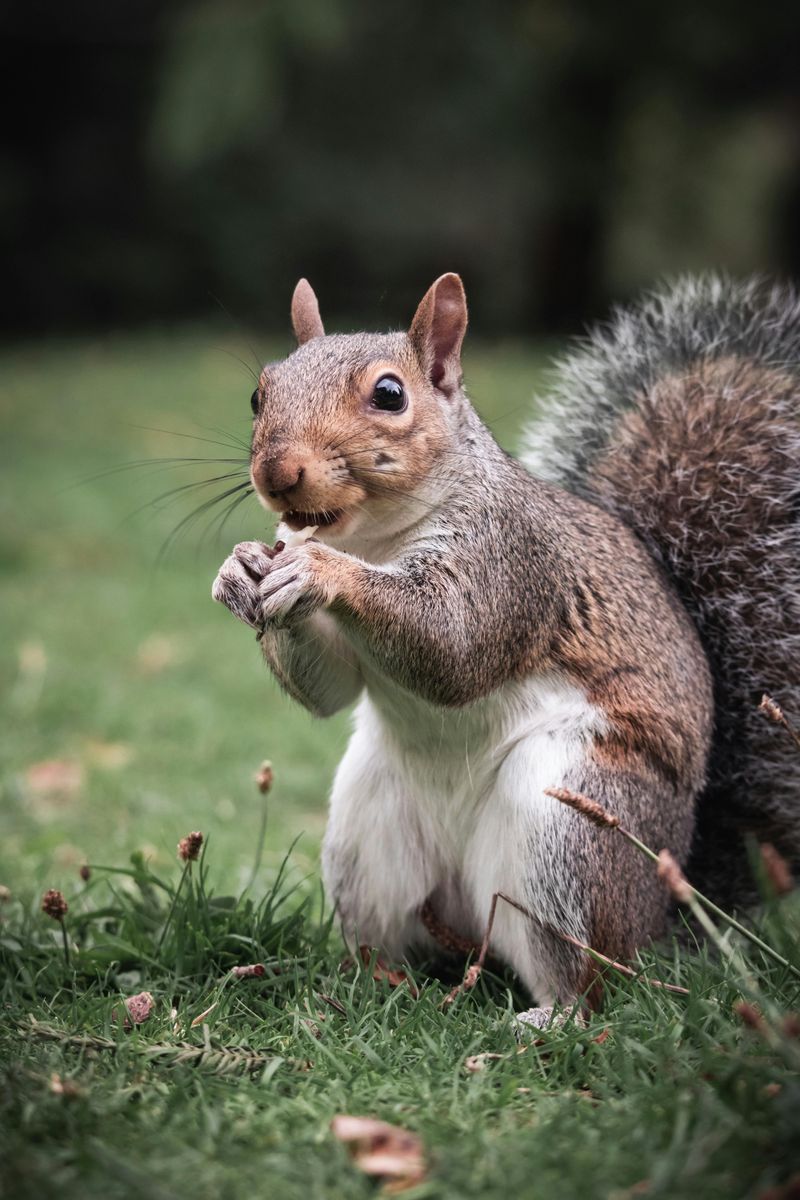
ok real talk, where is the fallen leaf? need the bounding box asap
[136,634,182,675]
[592,1027,612,1045]
[190,1002,218,1029]
[49,1072,83,1098]
[317,993,347,1015]
[331,1115,426,1193]
[84,739,134,769]
[19,641,47,676]
[358,946,419,998]
[53,843,86,868]
[25,759,84,799]
[464,1052,504,1073]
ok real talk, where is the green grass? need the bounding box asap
[1,329,798,1199]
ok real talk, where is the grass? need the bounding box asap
[1,328,799,1199]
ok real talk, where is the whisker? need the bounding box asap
[355,479,442,513]
[124,422,251,454]
[72,455,250,489]
[212,347,261,385]
[208,292,267,376]
[203,485,256,547]
[126,470,252,524]
[156,480,256,562]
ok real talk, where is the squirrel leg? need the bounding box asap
[322,701,442,959]
[259,613,363,717]
[464,748,686,1008]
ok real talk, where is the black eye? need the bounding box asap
[250,389,260,415]
[371,375,406,412]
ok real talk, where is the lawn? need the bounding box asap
[1,329,798,1200]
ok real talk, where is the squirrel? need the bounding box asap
[212,272,799,1019]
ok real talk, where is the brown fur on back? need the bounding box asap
[524,278,800,904]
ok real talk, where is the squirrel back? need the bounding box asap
[523,276,800,902]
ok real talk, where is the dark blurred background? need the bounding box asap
[3,0,800,337]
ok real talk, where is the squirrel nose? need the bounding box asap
[255,455,306,502]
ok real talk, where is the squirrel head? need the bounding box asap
[249,274,469,546]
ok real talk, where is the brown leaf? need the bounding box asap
[331,1115,426,1193]
[358,946,419,998]
[464,1052,504,1073]
[25,758,84,798]
[136,634,182,675]
[84,739,134,770]
[49,1072,83,1098]
[190,1002,218,1028]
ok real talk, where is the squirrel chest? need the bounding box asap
[322,665,608,997]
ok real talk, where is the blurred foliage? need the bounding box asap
[2,0,799,335]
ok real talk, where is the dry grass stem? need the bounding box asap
[544,782,800,981]
[419,898,480,955]
[657,849,693,903]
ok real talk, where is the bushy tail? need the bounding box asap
[523,276,800,902]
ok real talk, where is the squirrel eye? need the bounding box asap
[371,376,406,413]
[250,389,260,415]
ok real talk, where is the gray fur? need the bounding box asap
[523,275,800,902]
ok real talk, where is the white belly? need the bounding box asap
[322,671,606,1001]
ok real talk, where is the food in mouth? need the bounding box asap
[281,525,318,549]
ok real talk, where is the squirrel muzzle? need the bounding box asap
[252,451,308,506]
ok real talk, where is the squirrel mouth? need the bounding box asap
[281,509,344,531]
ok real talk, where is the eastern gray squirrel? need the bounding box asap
[212,273,799,1014]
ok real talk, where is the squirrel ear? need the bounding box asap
[291,278,325,344]
[408,273,468,396]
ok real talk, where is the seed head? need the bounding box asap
[255,761,274,794]
[734,1000,766,1032]
[41,889,68,921]
[656,850,693,904]
[760,693,784,724]
[760,843,794,897]
[782,1013,800,1040]
[544,787,620,828]
[177,831,203,862]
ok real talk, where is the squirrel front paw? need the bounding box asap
[211,540,275,630]
[212,540,347,631]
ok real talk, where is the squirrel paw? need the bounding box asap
[213,539,288,628]
[212,540,343,631]
[256,542,334,627]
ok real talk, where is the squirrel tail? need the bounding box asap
[523,275,800,903]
